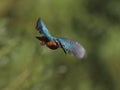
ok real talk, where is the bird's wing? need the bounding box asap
[36,18,52,39]
[57,38,86,59]
[57,39,67,54]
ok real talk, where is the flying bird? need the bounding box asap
[35,18,86,59]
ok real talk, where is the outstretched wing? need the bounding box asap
[36,18,52,40]
[57,38,86,59]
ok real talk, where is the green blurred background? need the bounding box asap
[0,0,120,90]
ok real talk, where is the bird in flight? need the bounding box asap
[35,18,86,59]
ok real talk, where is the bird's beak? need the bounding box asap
[36,36,41,40]
[36,36,46,45]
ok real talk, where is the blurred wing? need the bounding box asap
[57,38,86,59]
[36,18,51,39]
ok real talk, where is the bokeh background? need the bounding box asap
[0,0,120,90]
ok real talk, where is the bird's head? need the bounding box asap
[36,36,49,45]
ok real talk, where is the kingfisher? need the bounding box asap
[35,18,86,59]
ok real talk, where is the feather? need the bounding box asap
[36,18,53,40]
[57,38,86,59]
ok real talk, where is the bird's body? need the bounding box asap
[36,18,86,59]
[36,36,59,49]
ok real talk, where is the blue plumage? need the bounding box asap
[56,38,86,58]
[36,18,53,40]
[36,18,86,59]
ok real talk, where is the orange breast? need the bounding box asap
[46,41,59,50]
